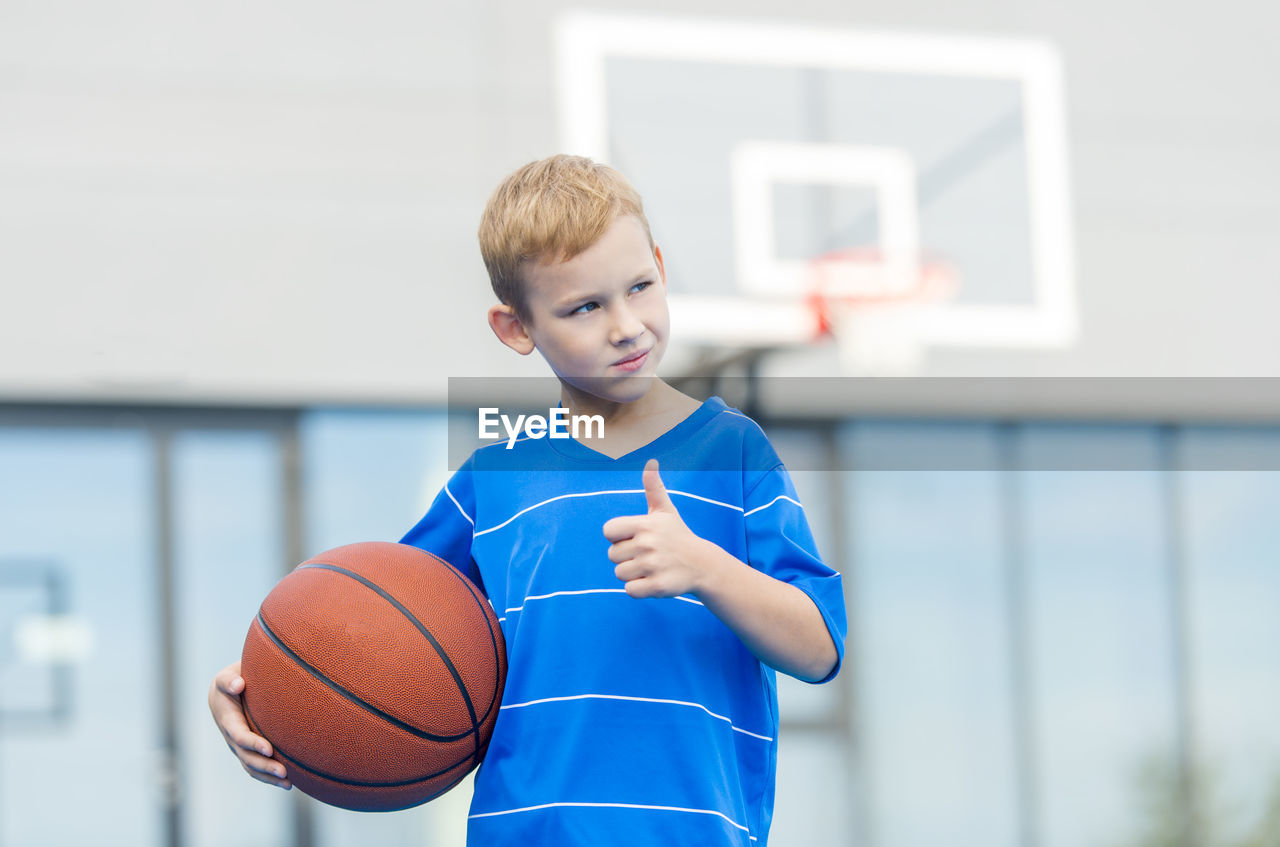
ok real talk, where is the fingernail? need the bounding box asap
[258,745,271,756]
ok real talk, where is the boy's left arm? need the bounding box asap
[603,459,839,683]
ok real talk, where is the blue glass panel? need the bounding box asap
[1017,425,1177,847]
[842,421,1018,847]
[302,410,451,551]
[172,430,292,847]
[1180,427,1280,846]
[773,734,854,846]
[0,428,160,847]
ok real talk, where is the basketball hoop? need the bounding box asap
[804,248,957,375]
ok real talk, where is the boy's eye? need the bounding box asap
[568,282,650,315]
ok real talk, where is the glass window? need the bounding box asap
[1180,428,1280,846]
[173,430,292,847]
[302,410,451,551]
[841,422,1019,847]
[773,733,854,846]
[0,428,161,847]
[1016,425,1178,847]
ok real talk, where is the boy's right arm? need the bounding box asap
[208,660,293,790]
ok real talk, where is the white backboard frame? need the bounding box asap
[554,11,1078,354]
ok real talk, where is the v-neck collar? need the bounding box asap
[546,396,727,466]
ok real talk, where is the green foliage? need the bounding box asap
[1120,754,1280,847]
[1235,777,1280,847]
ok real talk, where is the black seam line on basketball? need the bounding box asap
[296,563,483,754]
[243,695,477,789]
[255,612,472,744]
[436,559,502,725]
[245,694,477,792]
[273,745,476,788]
[446,566,499,725]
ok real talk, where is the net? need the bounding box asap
[804,248,957,375]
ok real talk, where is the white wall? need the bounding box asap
[1,0,1277,408]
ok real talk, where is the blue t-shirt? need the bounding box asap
[401,396,847,845]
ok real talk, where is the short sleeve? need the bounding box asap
[399,456,485,596]
[743,461,848,684]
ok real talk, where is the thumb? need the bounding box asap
[643,458,676,513]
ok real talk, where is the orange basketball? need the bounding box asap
[240,541,506,812]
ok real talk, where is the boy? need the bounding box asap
[210,154,847,845]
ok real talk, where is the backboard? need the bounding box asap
[554,12,1078,374]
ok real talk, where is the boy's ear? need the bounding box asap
[487,304,536,355]
[653,243,667,288]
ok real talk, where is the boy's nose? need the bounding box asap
[609,306,646,345]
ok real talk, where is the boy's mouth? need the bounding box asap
[611,349,650,372]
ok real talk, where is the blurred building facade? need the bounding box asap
[1,1,1278,846]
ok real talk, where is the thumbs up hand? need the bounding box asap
[603,459,710,599]
[641,457,677,515]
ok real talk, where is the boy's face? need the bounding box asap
[494,214,669,407]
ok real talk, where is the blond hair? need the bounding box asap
[478,155,654,324]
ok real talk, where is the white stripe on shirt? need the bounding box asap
[672,490,745,512]
[504,588,628,614]
[744,494,804,517]
[468,800,756,839]
[444,483,475,526]
[500,693,774,742]
[497,589,704,623]
[474,488,740,537]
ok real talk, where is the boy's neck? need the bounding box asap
[559,378,703,459]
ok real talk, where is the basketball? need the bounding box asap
[240,541,506,812]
